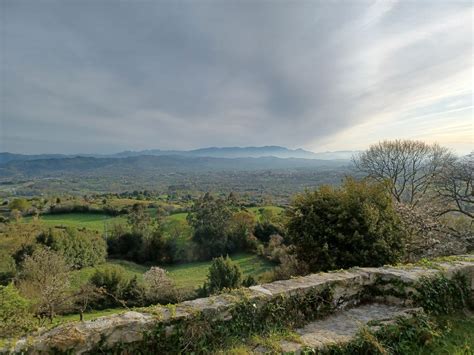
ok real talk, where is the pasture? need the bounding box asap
[70,253,274,291]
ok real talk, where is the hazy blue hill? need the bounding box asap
[1,147,357,165]
[108,146,320,159]
[0,152,68,164]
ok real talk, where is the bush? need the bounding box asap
[107,229,170,264]
[261,234,288,262]
[267,253,308,282]
[201,256,242,295]
[90,265,129,308]
[254,222,284,243]
[122,276,146,307]
[0,283,35,338]
[107,232,143,260]
[143,267,176,304]
[286,178,405,272]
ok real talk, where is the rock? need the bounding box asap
[278,304,422,353]
[2,256,473,354]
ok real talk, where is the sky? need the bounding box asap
[1,0,473,155]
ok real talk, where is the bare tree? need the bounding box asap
[395,202,468,261]
[17,248,71,323]
[353,140,455,206]
[434,154,473,219]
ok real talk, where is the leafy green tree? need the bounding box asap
[286,178,406,272]
[140,227,168,264]
[202,256,242,295]
[227,211,257,252]
[0,283,35,338]
[187,194,232,258]
[127,203,154,237]
[107,232,143,260]
[37,228,106,269]
[8,198,30,212]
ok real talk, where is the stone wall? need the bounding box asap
[2,255,473,354]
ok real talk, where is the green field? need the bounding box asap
[22,212,186,232]
[23,213,126,231]
[165,253,274,289]
[70,253,274,291]
[22,206,282,233]
[247,206,284,221]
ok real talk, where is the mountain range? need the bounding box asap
[0,146,356,165]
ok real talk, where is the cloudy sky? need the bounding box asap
[1,0,473,154]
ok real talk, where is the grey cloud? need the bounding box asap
[1,0,472,154]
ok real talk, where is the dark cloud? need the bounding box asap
[1,0,472,154]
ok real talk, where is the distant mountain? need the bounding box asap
[0,152,68,165]
[0,146,357,165]
[111,146,357,160]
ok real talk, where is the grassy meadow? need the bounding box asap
[70,253,274,291]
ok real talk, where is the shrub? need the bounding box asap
[268,253,308,281]
[90,265,129,308]
[143,267,175,304]
[262,234,288,262]
[286,178,405,272]
[202,256,242,295]
[414,272,472,315]
[122,276,146,307]
[0,283,35,338]
[107,232,143,260]
[107,229,170,264]
[254,222,284,243]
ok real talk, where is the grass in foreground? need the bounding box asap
[419,312,474,355]
[70,253,273,291]
[165,253,274,289]
[62,253,273,325]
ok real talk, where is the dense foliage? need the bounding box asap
[286,178,406,272]
[187,194,258,259]
[106,204,172,263]
[37,228,107,268]
[0,283,35,338]
[90,265,131,308]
